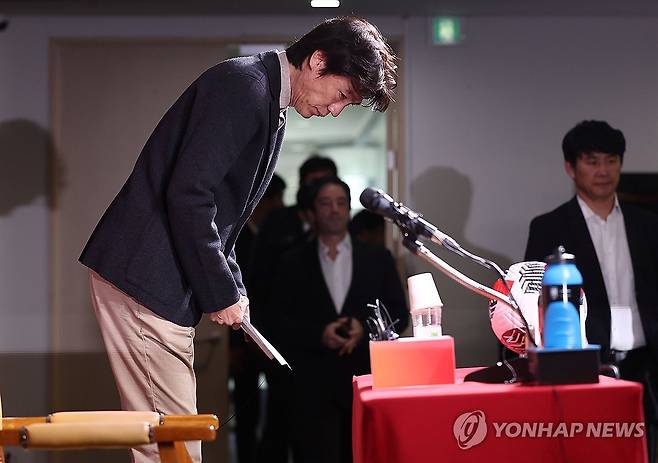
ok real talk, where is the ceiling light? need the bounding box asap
[310,0,340,7]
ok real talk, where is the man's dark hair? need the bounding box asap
[296,184,314,211]
[263,173,286,199]
[298,155,337,184]
[562,120,626,166]
[349,209,384,236]
[286,16,397,112]
[308,176,351,210]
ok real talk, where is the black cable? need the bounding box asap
[442,241,536,347]
[194,332,270,430]
[219,375,268,429]
[500,345,518,384]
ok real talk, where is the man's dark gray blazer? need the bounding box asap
[524,196,658,360]
[80,51,285,327]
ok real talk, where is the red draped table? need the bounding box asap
[353,368,647,463]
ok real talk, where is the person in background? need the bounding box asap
[254,155,338,276]
[349,209,386,247]
[251,155,337,463]
[271,176,408,463]
[231,173,286,463]
[524,120,658,462]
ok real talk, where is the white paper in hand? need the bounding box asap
[241,319,291,370]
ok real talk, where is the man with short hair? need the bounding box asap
[254,155,338,275]
[271,177,408,463]
[296,155,339,230]
[525,120,658,461]
[79,16,397,463]
[350,209,386,247]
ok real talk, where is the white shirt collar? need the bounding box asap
[577,194,621,221]
[277,51,291,110]
[319,233,352,257]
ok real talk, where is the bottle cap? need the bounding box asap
[545,245,576,265]
[407,273,443,312]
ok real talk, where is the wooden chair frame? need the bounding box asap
[0,412,219,463]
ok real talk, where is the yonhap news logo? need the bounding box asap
[453,411,488,449]
[452,410,645,450]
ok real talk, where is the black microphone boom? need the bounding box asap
[359,187,460,252]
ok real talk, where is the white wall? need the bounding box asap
[1,14,657,365]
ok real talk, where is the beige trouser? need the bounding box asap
[89,271,201,463]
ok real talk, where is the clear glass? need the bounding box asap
[411,306,442,338]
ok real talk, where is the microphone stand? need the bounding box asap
[401,231,536,347]
[362,187,536,347]
[402,235,511,305]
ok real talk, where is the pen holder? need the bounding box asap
[369,336,456,388]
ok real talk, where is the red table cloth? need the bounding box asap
[353,368,647,463]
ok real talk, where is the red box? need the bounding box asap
[369,336,456,388]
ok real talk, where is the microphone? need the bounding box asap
[359,187,460,251]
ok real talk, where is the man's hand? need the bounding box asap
[338,318,364,356]
[322,319,349,350]
[209,295,249,330]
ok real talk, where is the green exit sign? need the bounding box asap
[432,17,462,45]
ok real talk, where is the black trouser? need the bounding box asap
[612,347,658,463]
[290,373,353,463]
[230,336,264,463]
[258,365,294,463]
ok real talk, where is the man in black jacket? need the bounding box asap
[79,16,397,463]
[525,120,658,461]
[271,177,408,463]
[250,155,337,463]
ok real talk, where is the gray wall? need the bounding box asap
[402,16,658,365]
[0,14,402,354]
[0,14,657,378]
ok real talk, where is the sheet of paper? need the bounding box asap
[610,305,633,352]
[241,319,291,370]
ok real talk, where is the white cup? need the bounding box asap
[407,273,443,338]
[408,273,442,311]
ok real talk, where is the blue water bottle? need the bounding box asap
[540,246,582,349]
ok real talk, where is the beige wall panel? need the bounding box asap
[51,39,237,463]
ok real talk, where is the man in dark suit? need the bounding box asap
[250,155,337,463]
[271,177,408,463]
[79,16,398,463]
[525,120,658,461]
